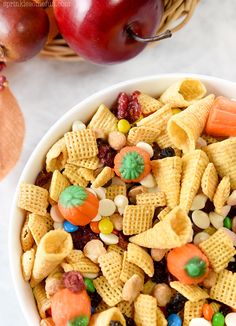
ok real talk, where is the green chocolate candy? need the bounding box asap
[67,316,89,326]
[212,312,225,326]
[84,278,95,293]
[223,216,232,229]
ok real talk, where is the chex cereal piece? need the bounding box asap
[106,185,126,200]
[201,162,219,201]
[92,167,114,188]
[127,243,154,277]
[136,192,166,207]
[40,318,55,326]
[21,215,35,252]
[201,134,221,145]
[120,252,144,284]
[167,95,215,153]
[117,301,134,318]
[32,283,51,319]
[137,104,172,132]
[158,207,171,221]
[199,229,235,273]
[65,129,98,162]
[63,251,100,275]
[107,245,124,258]
[204,137,236,189]
[130,207,192,249]
[90,307,126,326]
[98,252,122,288]
[134,294,157,326]
[72,156,99,170]
[88,104,118,135]
[155,129,174,149]
[210,269,236,309]
[93,276,123,307]
[152,157,182,209]
[156,306,168,326]
[18,183,49,216]
[179,150,209,212]
[28,213,53,245]
[95,300,109,313]
[21,247,35,281]
[63,164,88,187]
[77,167,95,182]
[123,205,155,235]
[127,126,158,145]
[49,170,70,202]
[170,281,209,302]
[65,249,84,263]
[213,176,231,214]
[183,300,206,326]
[160,78,207,107]
[137,93,163,115]
[46,137,68,172]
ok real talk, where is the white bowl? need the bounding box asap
[9,73,236,325]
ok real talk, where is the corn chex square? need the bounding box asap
[127,243,154,277]
[93,276,123,307]
[183,300,206,326]
[156,306,167,326]
[134,294,157,326]
[98,252,122,288]
[136,192,166,207]
[107,245,125,258]
[170,282,209,302]
[18,183,49,216]
[87,104,118,135]
[49,170,70,202]
[123,205,155,235]
[116,301,134,318]
[120,252,144,283]
[65,129,98,162]
[199,229,235,273]
[106,185,127,200]
[28,213,53,245]
[63,164,88,187]
[32,283,51,319]
[210,269,236,309]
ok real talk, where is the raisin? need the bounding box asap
[109,322,123,326]
[227,205,236,218]
[97,139,116,168]
[159,147,175,159]
[72,226,98,251]
[118,232,129,250]
[227,254,236,272]
[152,259,169,284]
[219,303,232,316]
[152,143,162,160]
[35,169,52,190]
[203,199,215,214]
[89,291,102,309]
[124,315,137,326]
[166,292,187,315]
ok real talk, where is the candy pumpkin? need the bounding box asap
[114,146,151,183]
[51,288,91,326]
[167,244,209,285]
[205,96,236,137]
[58,185,99,226]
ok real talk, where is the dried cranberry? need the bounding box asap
[127,97,141,123]
[152,143,162,160]
[97,139,116,168]
[72,226,98,250]
[118,232,129,250]
[117,92,129,119]
[203,199,215,214]
[63,271,85,293]
[131,90,141,100]
[35,169,52,190]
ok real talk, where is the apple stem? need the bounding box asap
[126,27,172,43]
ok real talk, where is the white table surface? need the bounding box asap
[1,0,236,324]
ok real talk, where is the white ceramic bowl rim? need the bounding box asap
[9,73,236,325]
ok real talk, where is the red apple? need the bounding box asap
[0,0,49,62]
[53,0,164,64]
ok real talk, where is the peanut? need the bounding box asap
[108,131,126,150]
[152,283,173,307]
[122,274,143,303]
[151,248,167,262]
[128,185,148,204]
[110,213,123,231]
[202,270,218,288]
[83,239,106,264]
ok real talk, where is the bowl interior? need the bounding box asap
[9,74,236,325]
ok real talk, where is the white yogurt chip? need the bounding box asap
[91,213,102,222]
[209,211,224,229]
[82,273,99,279]
[99,199,116,216]
[190,194,208,211]
[72,120,86,131]
[114,195,129,208]
[189,318,211,326]
[91,186,106,199]
[140,173,156,188]
[136,141,154,158]
[100,232,119,245]
[193,232,210,245]
[225,312,236,326]
[217,205,231,218]
[227,190,236,206]
[50,205,64,223]
[86,188,97,197]
[192,210,210,229]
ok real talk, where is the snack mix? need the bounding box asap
[18,78,236,326]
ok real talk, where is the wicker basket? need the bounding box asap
[41,0,199,61]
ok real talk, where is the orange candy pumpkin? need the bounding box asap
[51,288,91,326]
[167,243,209,285]
[114,146,151,183]
[58,185,99,226]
